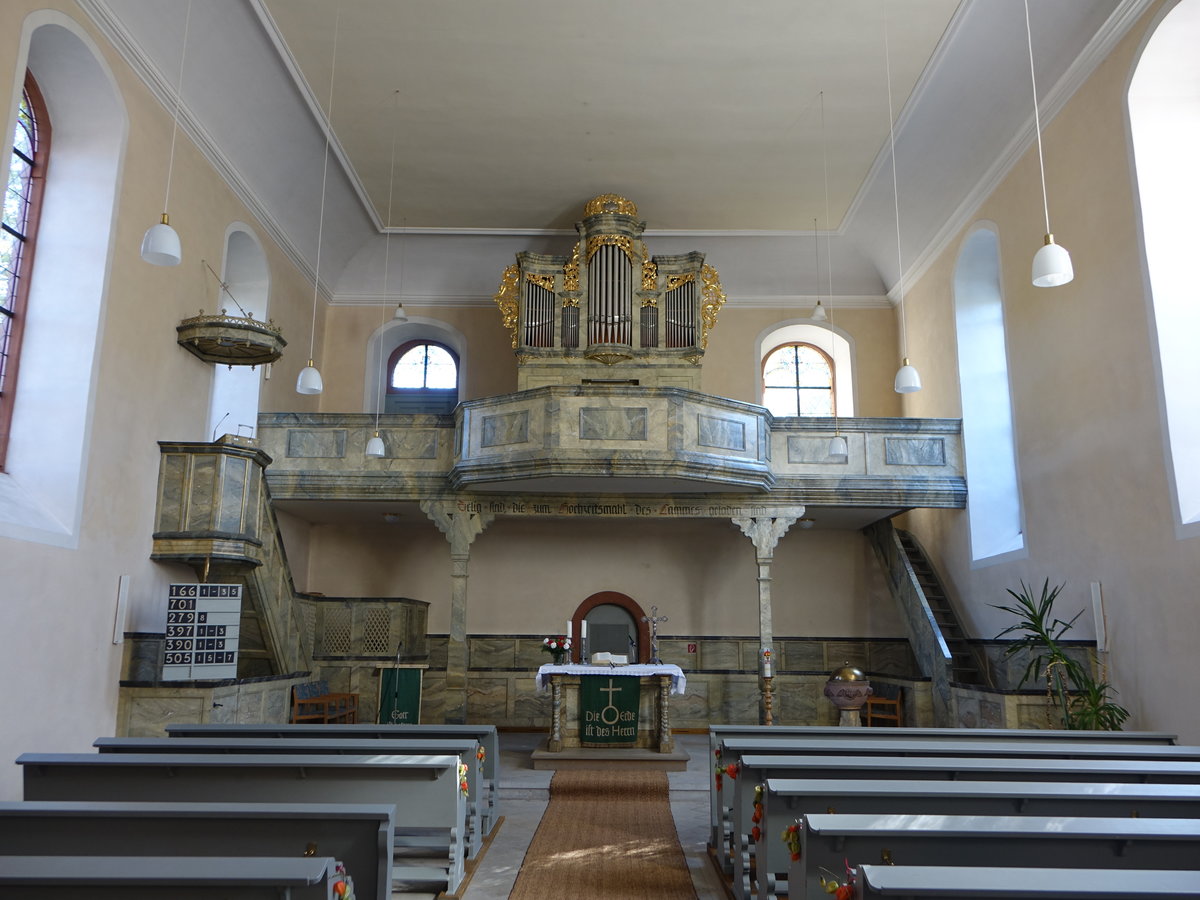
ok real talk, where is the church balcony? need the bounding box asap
[256,388,965,516]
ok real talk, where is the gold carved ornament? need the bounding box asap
[584,194,638,217]
[699,264,727,349]
[641,248,657,292]
[562,244,580,292]
[492,263,521,349]
[525,273,555,291]
[665,272,696,292]
[586,234,636,264]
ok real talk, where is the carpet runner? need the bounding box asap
[507,768,698,900]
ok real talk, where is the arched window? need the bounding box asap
[762,342,834,417]
[1128,0,1200,534]
[1,74,49,469]
[386,340,458,414]
[954,225,1024,562]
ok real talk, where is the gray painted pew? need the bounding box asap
[726,753,1200,895]
[165,722,502,836]
[797,815,1200,900]
[754,780,1200,900]
[93,735,486,860]
[0,800,391,900]
[18,752,466,895]
[705,726,1178,863]
[856,865,1200,899]
[0,855,347,899]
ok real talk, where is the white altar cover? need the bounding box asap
[536,663,686,694]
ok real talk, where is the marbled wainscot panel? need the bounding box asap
[428,637,449,670]
[883,436,946,467]
[156,454,188,530]
[516,639,553,671]
[208,691,239,724]
[480,410,530,449]
[466,678,508,722]
[655,640,693,669]
[263,685,290,723]
[670,679,710,727]
[183,456,219,530]
[772,678,818,725]
[868,640,918,676]
[384,429,440,459]
[512,681,553,725]
[952,689,983,728]
[421,671,447,722]
[579,406,649,442]
[699,640,742,671]
[235,688,266,723]
[717,677,762,724]
[127,695,207,737]
[470,638,517,669]
[979,696,1003,728]
[285,429,348,458]
[781,641,825,673]
[697,414,746,453]
[824,641,869,672]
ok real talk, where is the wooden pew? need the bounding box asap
[0,855,348,899]
[856,865,1200,898]
[18,752,467,895]
[0,800,391,900]
[706,726,1178,865]
[727,753,1200,898]
[716,737,1200,879]
[753,779,1200,900]
[93,735,487,860]
[165,722,503,837]
[797,814,1200,900]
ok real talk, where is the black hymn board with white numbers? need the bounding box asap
[162,583,242,681]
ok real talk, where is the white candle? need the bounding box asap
[567,620,572,639]
[581,620,588,639]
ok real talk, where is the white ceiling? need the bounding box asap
[83,0,1148,306]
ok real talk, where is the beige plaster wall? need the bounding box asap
[0,2,325,799]
[896,1,1199,740]
[304,516,905,641]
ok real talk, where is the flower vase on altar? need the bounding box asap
[542,635,572,666]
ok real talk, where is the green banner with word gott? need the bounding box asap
[378,667,422,724]
[580,675,640,747]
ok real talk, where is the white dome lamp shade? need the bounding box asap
[1032,234,1073,288]
[828,433,848,462]
[365,431,386,458]
[141,214,182,266]
[894,358,922,393]
[393,302,408,321]
[1023,1,1074,289]
[142,0,191,267]
[811,299,827,321]
[296,360,324,395]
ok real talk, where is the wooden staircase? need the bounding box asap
[895,529,985,686]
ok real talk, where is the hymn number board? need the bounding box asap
[162,584,242,681]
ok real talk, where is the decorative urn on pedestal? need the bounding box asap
[823,661,872,727]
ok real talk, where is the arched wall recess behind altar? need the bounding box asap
[572,591,651,664]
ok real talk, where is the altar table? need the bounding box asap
[536,663,686,753]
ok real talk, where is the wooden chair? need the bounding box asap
[864,684,903,727]
[291,680,358,723]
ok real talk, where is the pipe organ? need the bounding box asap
[494,195,726,391]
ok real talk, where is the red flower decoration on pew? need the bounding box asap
[751,825,761,843]
[781,823,801,862]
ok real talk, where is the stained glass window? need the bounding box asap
[390,342,457,390]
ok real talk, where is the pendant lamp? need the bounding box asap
[367,91,405,459]
[882,4,921,394]
[817,97,849,464]
[811,298,827,321]
[297,11,342,396]
[140,0,191,266]
[1024,0,1073,287]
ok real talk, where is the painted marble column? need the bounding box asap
[733,510,804,723]
[421,501,494,724]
